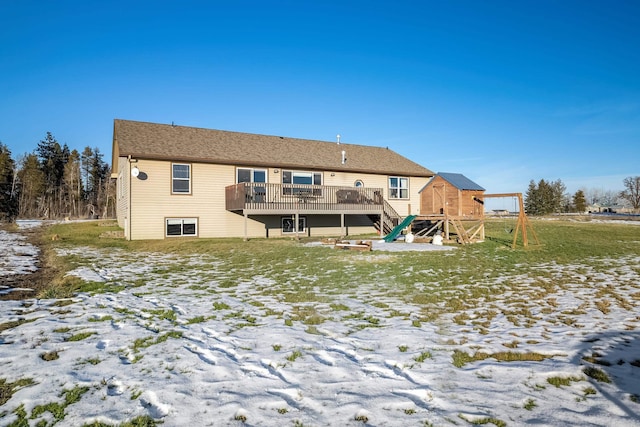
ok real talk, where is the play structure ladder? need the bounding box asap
[383,215,417,242]
[450,219,471,244]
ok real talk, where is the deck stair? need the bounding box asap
[369,199,402,235]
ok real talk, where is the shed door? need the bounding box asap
[433,184,445,214]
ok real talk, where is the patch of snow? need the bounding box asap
[15,220,44,229]
[0,242,639,426]
[0,230,39,277]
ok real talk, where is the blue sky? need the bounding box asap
[1,0,638,201]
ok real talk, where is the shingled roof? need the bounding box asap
[112,119,434,177]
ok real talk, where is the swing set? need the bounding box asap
[479,193,540,249]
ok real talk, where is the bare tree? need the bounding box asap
[17,154,45,218]
[62,149,82,218]
[582,187,602,206]
[620,176,640,212]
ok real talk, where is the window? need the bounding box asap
[172,163,191,194]
[282,216,306,233]
[237,168,267,202]
[236,168,267,184]
[166,218,197,237]
[389,176,409,199]
[282,170,322,195]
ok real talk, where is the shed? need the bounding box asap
[419,172,485,219]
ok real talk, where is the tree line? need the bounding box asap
[2,132,638,221]
[0,132,114,222]
[524,176,640,215]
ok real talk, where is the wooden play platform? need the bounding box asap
[413,173,539,248]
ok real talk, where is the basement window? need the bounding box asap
[166,218,198,237]
[282,216,306,234]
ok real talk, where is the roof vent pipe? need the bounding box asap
[341,150,346,165]
[336,134,341,144]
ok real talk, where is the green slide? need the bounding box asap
[383,215,416,242]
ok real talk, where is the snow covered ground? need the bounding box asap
[0,228,39,296]
[1,228,640,426]
[0,230,39,276]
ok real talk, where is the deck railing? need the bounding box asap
[225,182,385,213]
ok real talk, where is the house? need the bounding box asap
[111,119,435,240]
[419,172,485,219]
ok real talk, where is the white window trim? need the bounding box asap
[236,167,268,184]
[281,216,307,234]
[166,218,198,237]
[172,163,191,194]
[389,176,409,199]
[282,170,322,185]
[282,170,322,196]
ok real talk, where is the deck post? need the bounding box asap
[294,211,300,240]
[444,214,450,240]
[340,213,345,237]
[243,212,248,241]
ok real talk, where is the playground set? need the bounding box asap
[384,173,539,249]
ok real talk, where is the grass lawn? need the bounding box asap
[41,217,640,313]
[2,217,640,426]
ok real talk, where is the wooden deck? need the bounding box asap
[225,183,386,215]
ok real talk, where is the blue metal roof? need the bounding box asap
[437,172,485,191]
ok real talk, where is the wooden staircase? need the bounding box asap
[369,200,402,235]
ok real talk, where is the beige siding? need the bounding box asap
[124,161,429,240]
[129,160,266,239]
[276,169,428,216]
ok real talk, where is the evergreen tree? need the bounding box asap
[0,143,18,221]
[538,179,553,214]
[36,132,66,187]
[572,190,587,213]
[36,132,69,218]
[80,147,109,217]
[524,179,567,215]
[550,179,567,213]
[524,180,541,215]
